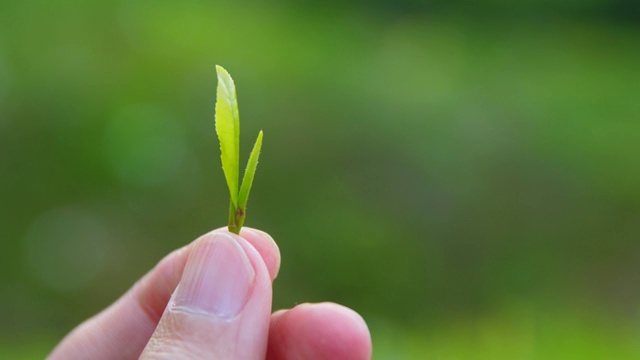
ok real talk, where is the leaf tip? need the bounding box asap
[215,65,234,92]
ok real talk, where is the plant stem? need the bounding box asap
[227,202,245,234]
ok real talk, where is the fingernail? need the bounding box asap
[172,232,255,319]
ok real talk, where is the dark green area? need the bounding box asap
[1,0,639,358]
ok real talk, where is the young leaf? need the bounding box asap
[215,65,240,207]
[214,65,263,234]
[238,130,263,216]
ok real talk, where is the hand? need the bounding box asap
[48,228,372,359]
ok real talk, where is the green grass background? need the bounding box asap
[1,0,639,358]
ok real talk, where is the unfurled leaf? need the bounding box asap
[215,65,240,207]
[214,65,263,234]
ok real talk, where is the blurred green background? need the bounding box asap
[1,0,639,358]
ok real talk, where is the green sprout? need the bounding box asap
[215,65,263,234]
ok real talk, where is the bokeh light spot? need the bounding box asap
[24,208,111,293]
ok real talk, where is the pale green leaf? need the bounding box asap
[215,65,240,206]
[238,130,263,212]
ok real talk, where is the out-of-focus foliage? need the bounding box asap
[0,0,639,358]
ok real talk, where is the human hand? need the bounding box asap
[49,228,372,359]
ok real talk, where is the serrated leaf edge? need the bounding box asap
[214,65,240,207]
[238,130,263,212]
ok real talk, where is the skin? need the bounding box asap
[48,228,372,360]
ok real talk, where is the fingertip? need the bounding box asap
[268,302,372,360]
[240,227,281,281]
[303,303,372,360]
[207,227,280,281]
[140,230,273,359]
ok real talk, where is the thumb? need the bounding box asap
[140,231,272,359]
